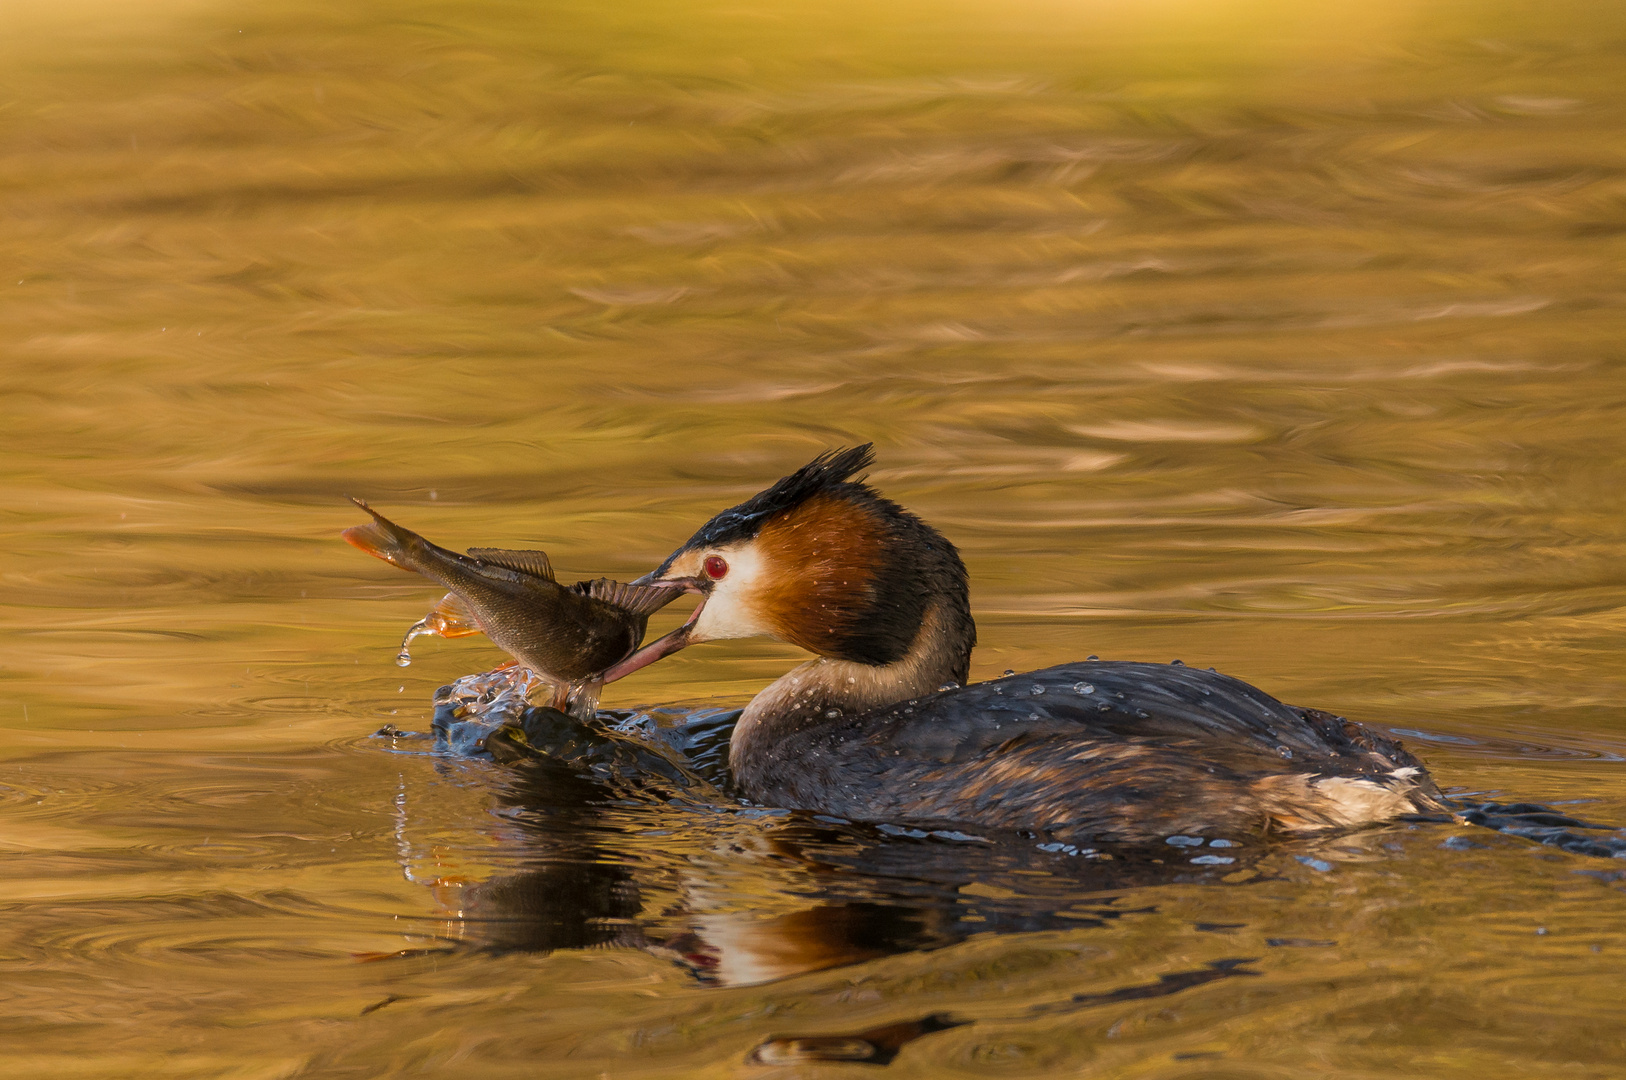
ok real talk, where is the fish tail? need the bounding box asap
[342,497,421,570]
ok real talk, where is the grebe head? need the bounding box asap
[601,445,974,684]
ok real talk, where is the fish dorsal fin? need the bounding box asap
[575,578,682,617]
[466,547,555,581]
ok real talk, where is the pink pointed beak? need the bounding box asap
[598,575,708,683]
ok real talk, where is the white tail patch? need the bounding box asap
[1256,770,1420,831]
[1308,776,1415,827]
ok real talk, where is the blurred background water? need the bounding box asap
[2,0,1625,1075]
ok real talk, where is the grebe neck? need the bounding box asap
[729,602,970,784]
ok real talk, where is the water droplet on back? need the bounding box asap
[1001,669,1015,678]
[1073,682,1096,695]
[1170,658,1185,666]
[1029,685,1045,695]
[937,682,960,692]
[1086,655,1099,661]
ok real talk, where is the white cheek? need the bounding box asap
[690,545,774,642]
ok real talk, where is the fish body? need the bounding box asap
[342,498,678,685]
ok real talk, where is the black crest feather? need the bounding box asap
[649,442,976,674]
[676,444,875,553]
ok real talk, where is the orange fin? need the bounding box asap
[466,547,554,581]
[576,578,684,617]
[342,522,399,565]
[397,593,485,666]
[341,497,415,569]
[424,592,482,638]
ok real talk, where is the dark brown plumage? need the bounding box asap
[730,661,1444,842]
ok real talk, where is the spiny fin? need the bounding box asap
[575,578,683,617]
[466,547,555,581]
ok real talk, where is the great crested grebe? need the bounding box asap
[601,445,1446,842]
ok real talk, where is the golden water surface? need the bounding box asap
[2,0,1625,1075]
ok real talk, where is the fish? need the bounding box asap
[341,498,682,712]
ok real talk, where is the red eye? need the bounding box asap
[703,555,728,580]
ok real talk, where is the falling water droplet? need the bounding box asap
[1074,682,1096,695]
[397,618,430,669]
